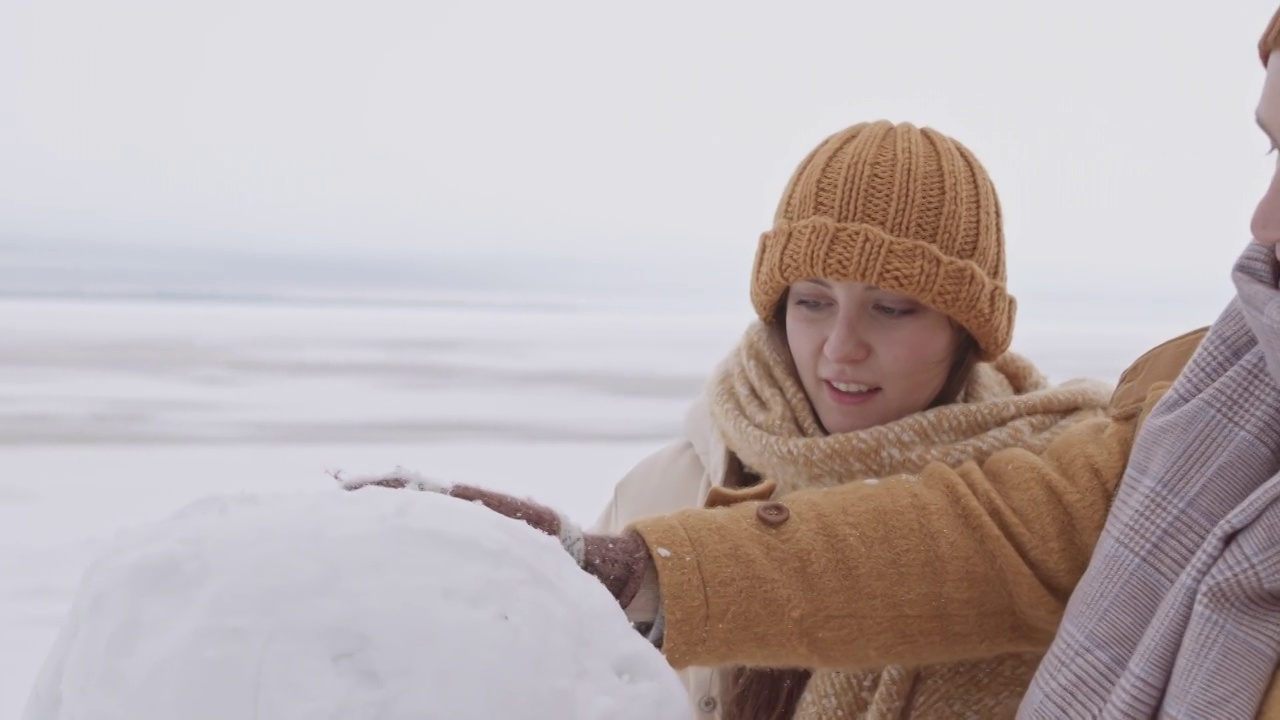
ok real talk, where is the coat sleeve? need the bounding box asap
[629,328,1207,673]
[631,413,1133,671]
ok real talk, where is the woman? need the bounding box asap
[589,119,1109,719]
[347,120,1120,719]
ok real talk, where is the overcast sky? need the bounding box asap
[1,1,1276,308]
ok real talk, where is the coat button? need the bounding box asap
[756,502,790,527]
[698,695,718,713]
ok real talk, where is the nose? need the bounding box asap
[823,309,871,364]
[1251,162,1280,245]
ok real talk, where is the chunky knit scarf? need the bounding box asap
[706,322,1112,720]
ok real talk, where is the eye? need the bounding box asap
[873,302,916,318]
[794,298,826,310]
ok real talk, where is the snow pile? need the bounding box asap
[22,489,690,720]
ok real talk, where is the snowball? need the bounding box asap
[23,489,690,720]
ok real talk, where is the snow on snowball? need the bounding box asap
[23,488,690,720]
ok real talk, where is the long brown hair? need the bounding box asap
[719,297,980,720]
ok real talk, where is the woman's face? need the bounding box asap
[1252,49,1280,261]
[784,279,960,434]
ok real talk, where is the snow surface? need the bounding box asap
[0,296,1207,716]
[22,488,691,720]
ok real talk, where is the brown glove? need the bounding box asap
[334,467,653,608]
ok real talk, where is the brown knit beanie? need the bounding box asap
[750,121,1016,360]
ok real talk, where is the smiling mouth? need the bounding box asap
[828,381,880,394]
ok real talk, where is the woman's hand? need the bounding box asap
[335,467,655,615]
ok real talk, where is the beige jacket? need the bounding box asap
[591,397,730,719]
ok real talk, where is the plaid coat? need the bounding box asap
[1020,242,1280,719]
